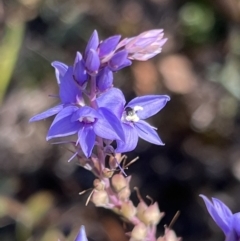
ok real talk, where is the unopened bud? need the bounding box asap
[91,190,108,207]
[118,187,131,201]
[131,222,147,241]
[93,179,104,191]
[142,202,164,225]
[136,201,148,222]
[120,201,136,220]
[111,174,127,192]
[157,228,181,241]
[103,168,114,178]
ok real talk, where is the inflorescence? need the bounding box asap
[29,29,231,241]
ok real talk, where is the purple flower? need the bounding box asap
[47,105,124,157]
[200,195,240,241]
[97,88,170,152]
[75,226,88,241]
[96,67,113,92]
[29,65,82,122]
[73,52,87,86]
[99,35,121,58]
[123,29,167,61]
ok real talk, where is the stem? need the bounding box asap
[90,75,97,103]
[89,75,105,176]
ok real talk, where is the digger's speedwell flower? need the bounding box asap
[30,29,169,158]
[200,195,240,241]
[30,29,176,241]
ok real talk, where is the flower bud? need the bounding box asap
[136,201,148,222]
[111,174,128,192]
[91,190,108,207]
[118,187,131,201]
[157,228,180,241]
[93,179,104,191]
[142,202,164,226]
[120,201,136,220]
[131,222,147,241]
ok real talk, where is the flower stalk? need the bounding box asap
[29,29,181,241]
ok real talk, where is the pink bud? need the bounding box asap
[124,29,167,61]
[91,190,109,207]
[130,222,147,241]
[121,200,136,220]
[111,174,128,192]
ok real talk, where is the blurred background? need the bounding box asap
[0,0,240,240]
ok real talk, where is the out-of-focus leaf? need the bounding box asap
[23,191,55,226]
[0,23,25,103]
[0,196,23,219]
[40,228,64,241]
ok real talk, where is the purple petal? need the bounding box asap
[29,104,63,122]
[96,87,125,118]
[52,106,78,125]
[75,226,88,241]
[96,67,113,92]
[74,52,87,85]
[85,30,99,55]
[200,195,232,235]
[59,67,81,104]
[232,213,240,237]
[78,125,95,157]
[85,49,100,73]
[51,61,68,84]
[97,107,125,141]
[99,35,121,58]
[212,198,233,220]
[225,230,238,241]
[116,123,138,153]
[47,115,80,140]
[108,50,129,71]
[127,95,170,119]
[134,120,164,145]
[71,106,101,122]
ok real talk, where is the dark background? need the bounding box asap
[0,0,240,240]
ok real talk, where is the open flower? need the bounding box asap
[29,65,83,122]
[47,105,124,157]
[97,88,170,152]
[200,195,240,241]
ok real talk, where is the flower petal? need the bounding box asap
[51,61,68,84]
[85,49,100,73]
[232,213,240,237]
[200,195,232,235]
[74,52,87,85]
[75,226,88,241]
[85,30,99,55]
[78,125,95,157]
[98,107,125,141]
[225,229,238,241]
[99,35,121,58]
[29,104,63,122]
[47,115,80,140]
[116,123,138,153]
[127,95,170,119]
[96,67,113,92]
[52,106,78,125]
[71,106,101,122]
[96,87,125,118]
[59,67,81,104]
[134,120,164,145]
[108,50,129,71]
